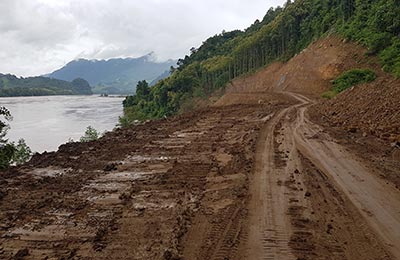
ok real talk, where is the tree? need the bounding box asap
[80,126,100,142]
[135,80,150,99]
[11,139,32,165]
[0,107,15,169]
[0,106,11,143]
[0,107,33,169]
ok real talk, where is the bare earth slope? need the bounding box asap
[1,36,399,260]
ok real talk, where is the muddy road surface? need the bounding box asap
[0,91,399,260]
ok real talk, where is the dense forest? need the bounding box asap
[121,0,400,122]
[0,74,92,97]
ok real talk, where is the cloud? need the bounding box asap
[0,0,286,76]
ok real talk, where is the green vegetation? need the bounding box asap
[11,139,32,165]
[122,0,400,122]
[0,106,32,169]
[322,69,376,99]
[0,106,15,169]
[80,126,100,142]
[0,74,92,97]
[333,69,376,93]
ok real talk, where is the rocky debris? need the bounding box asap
[312,78,400,144]
[13,248,29,259]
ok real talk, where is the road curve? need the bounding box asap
[242,91,400,259]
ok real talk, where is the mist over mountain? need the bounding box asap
[47,54,176,94]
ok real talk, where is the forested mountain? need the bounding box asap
[0,74,92,97]
[122,0,399,122]
[48,54,176,94]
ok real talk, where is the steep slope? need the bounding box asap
[121,0,399,121]
[217,34,400,146]
[48,54,176,94]
[216,36,368,103]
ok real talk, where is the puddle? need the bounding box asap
[29,167,72,178]
[88,193,122,205]
[102,171,155,182]
[172,131,205,138]
[85,182,130,192]
[124,155,170,163]
[132,201,176,210]
[11,225,66,241]
[10,224,92,242]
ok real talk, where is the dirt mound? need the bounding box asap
[311,77,400,142]
[221,35,376,98]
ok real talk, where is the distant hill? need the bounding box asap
[47,54,176,94]
[0,73,92,97]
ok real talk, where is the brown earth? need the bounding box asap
[1,35,399,260]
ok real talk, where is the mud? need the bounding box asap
[0,101,292,260]
[1,35,400,260]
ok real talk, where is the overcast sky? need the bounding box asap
[0,0,286,77]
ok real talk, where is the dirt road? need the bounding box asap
[240,92,399,260]
[0,91,399,259]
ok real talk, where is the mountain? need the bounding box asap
[121,0,400,122]
[47,54,176,94]
[150,70,171,86]
[0,74,92,97]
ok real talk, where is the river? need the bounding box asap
[0,95,125,153]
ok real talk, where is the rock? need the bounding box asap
[347,127,357,133]
[14,248,29,259]
[103,163,118,172]
[326,223,334,234]
[305,191,312,197]
[391,141,400,148]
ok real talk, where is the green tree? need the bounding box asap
[135,80,150,100]
[11,139,32,165]
[80,126,100,142]
[0,107,15,169]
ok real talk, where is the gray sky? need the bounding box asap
[0,0,286,77]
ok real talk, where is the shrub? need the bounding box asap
[332,69,376,93]
[0,144,16,169]
[11,139,32,165]
[80,126,100,142]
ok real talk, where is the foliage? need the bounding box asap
[80,126,100,142]
[0,106,11,142]
[0,106,14,169]
[332,69,376,93]
[0,144,16,170]
[0,107,32,169]
[0,74,92,97]
[122,0,400,123]
[11,139,32,165]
